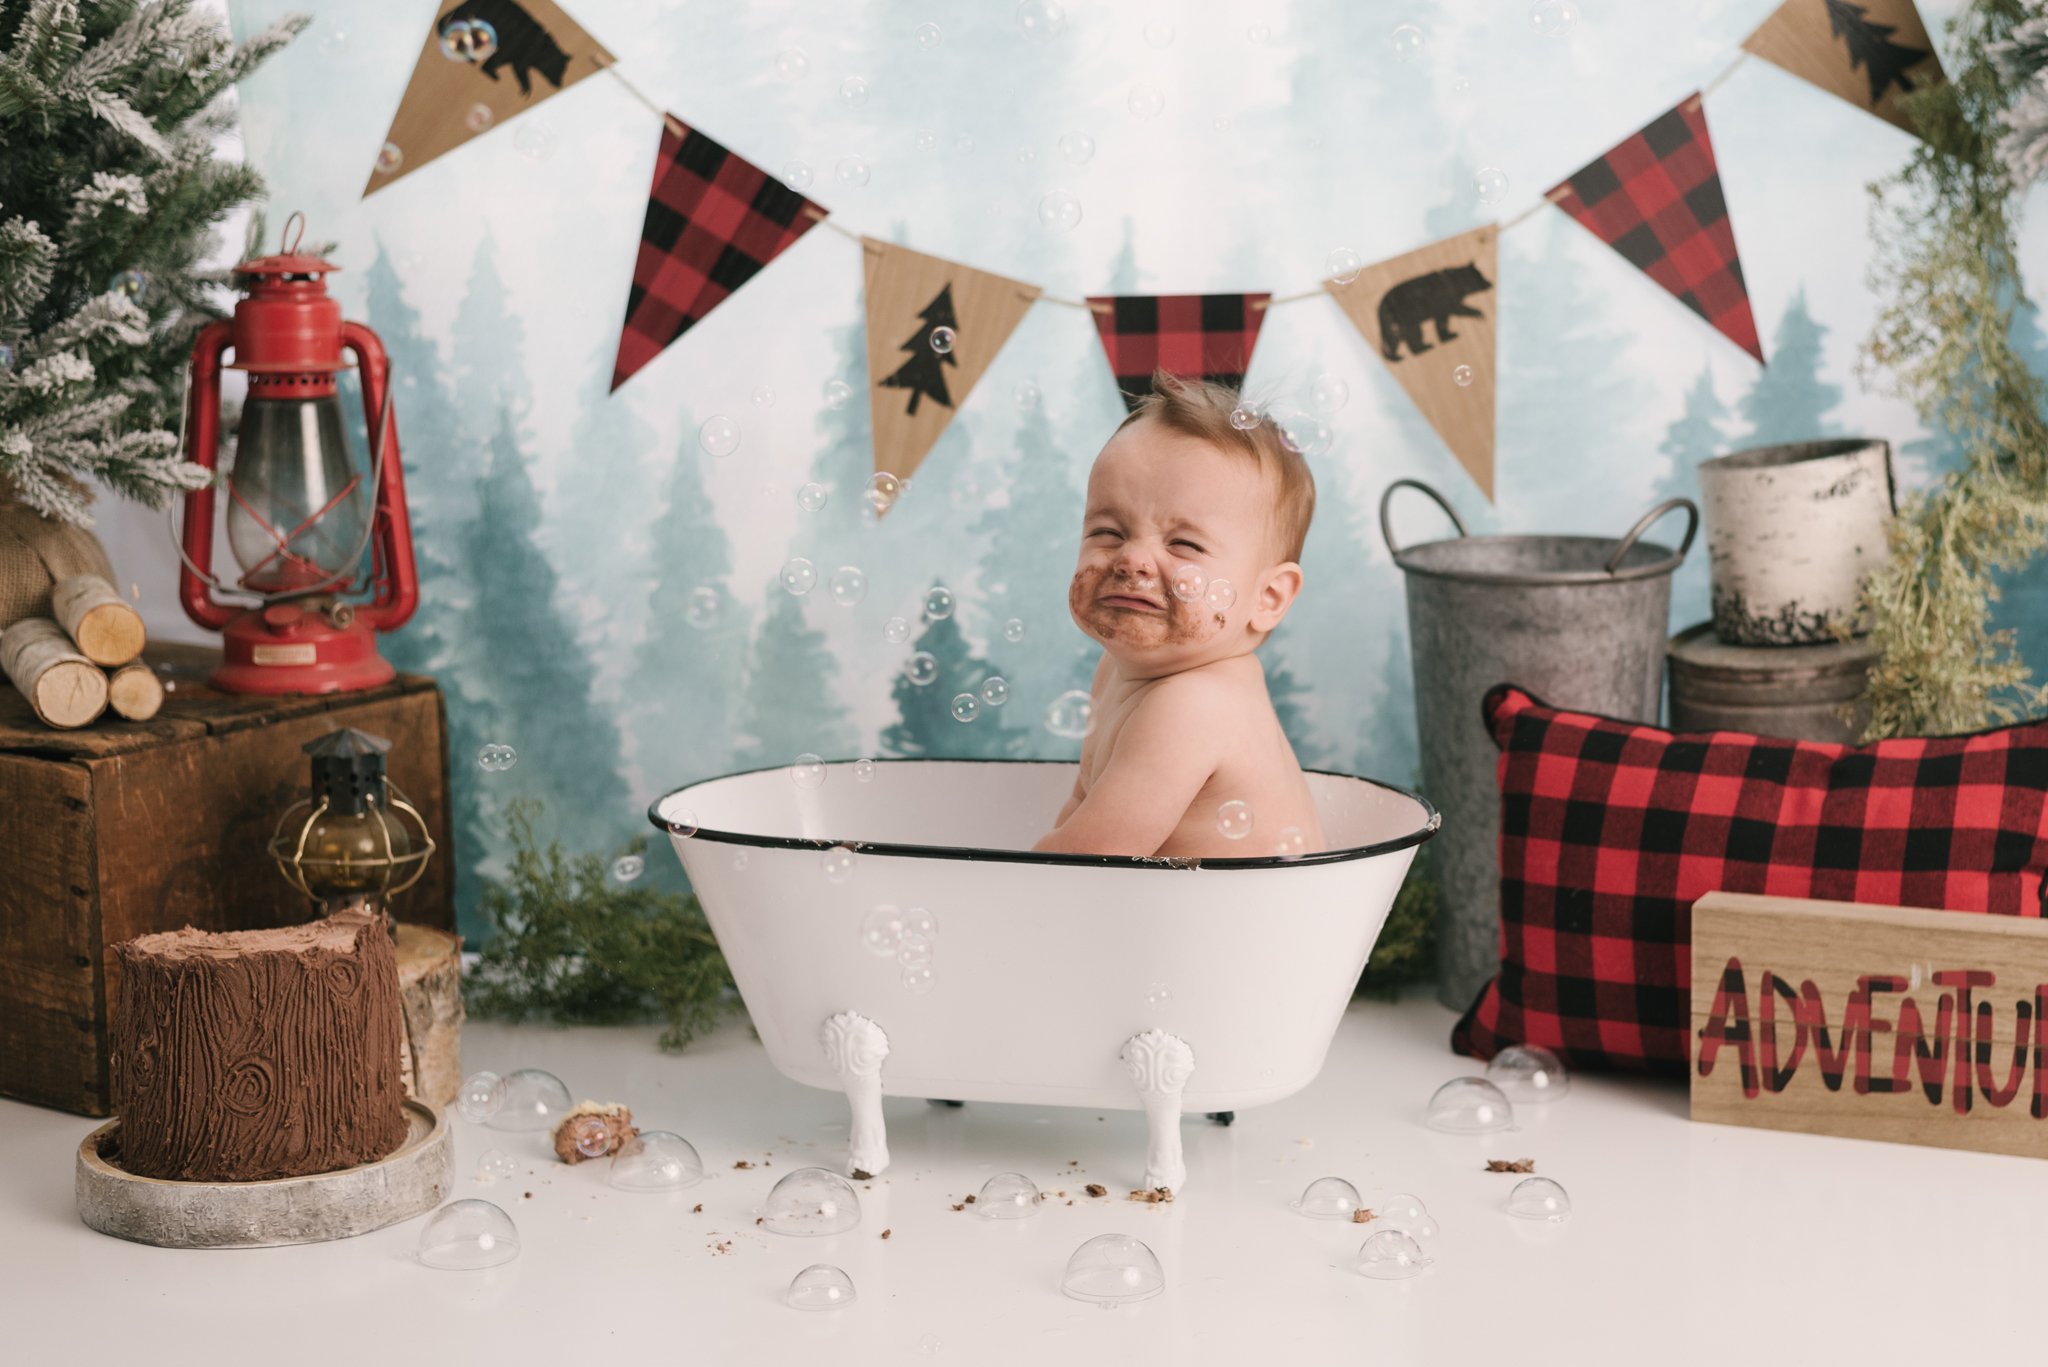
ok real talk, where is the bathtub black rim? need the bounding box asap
[644,757,1440,871]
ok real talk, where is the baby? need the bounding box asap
[1035,373,1327,861]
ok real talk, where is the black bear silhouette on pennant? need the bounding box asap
[1377,263,1493,362]
[437,0,570,97]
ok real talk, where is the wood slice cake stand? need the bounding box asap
[75,1099,451,1249]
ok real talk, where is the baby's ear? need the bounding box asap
[1252,562,1304,632]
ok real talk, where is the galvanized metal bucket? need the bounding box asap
[1380,479,1698,1010]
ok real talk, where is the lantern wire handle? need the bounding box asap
[281,211,306,256]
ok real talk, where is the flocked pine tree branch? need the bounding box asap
[0,0,307,526]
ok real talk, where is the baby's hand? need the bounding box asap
[1032,674,1226,857]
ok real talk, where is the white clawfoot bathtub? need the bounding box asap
[650,759,1437,1194]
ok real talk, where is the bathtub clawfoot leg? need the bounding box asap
[1121,1029,1195,1194]
[821,1011,891,1178]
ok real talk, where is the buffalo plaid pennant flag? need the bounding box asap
[1086,293,1272,410]
[1549,95,1763,364]
[612,116,827,391]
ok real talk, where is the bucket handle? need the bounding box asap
[1379,478,1469,557]
[1604,497,1699,575]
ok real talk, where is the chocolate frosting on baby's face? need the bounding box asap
[1069,418,1300,679]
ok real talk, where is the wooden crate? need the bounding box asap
[0,643,454,1117]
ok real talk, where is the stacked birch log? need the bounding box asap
[0,574,160,728]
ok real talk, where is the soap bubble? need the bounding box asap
[780,558,818,596]
[797,482,828,513]
[914,21,942,49]
[476,1149,518,1183]
[780,161,814,190]
[419,1199,519,1270]
[1391,23,1425,58]
[1016,0,1065,41]
[699,415,740,457]
[1380,1192,1429,1226]
[664,808,700,838]
[821,845,858,883]
[753,386,776,407]
[457,1071,505,1122]
[1453,364,1475,387]
[1127,86,1164,119]
[895,935,927,968]
[490,1069,571,1131]
[476,743,518,772]
[732,850,750,871]
[0,343,14,371]
[950,693,981,723]
[1058,130,1096,164]
[1215,800,1253,840]
[791,754,827,789]
[901,907,936,940]
[852,757,878,783]
[1016,145,1038,164]
[787,1263,857,1310]
[930,326,956,354]
[678,586,719,632]
[1486,1044,1570,1102]
[1355,1229,1430,1280]
[1170,563,1207,602]
[375,142,404,175]
[1014,381,1042,410]
[824,379,853,409]
[839,76,869,105]
[916,1335,942,1354]
[567,1114,613,1159]
[901,962,937,994]
[915,128,938,151]
[1530,0,1580,36]
[1424,1077,1515,1134]
[610,854,645,883]
[955,134,976,154]
[1293,1176,1364,1219]
[1309,374,1351,413]
[923,586,955,619]
[1474,167,1510,204]
[980,676,1009,707]
[1038,189,1083,231]
[903,652,939,686]
[1383,1205,1443,1247]
[776,48,810,80]
[1508,1177,1571,1222]
[1229,403,1261,431]
[438,18,497,62]
[1061,1233,1165,1306]
[861,905,906,956]
[884,616,912,645]
[319,24,349,55]
[464,103,494,133]
[1278,412,1333,456]
[1205,579,1237,612]
[1274,826,1308,859]
[866,471,903,511]
[977,1172,1042,1218]
[610,1131,704,1191]
[835,156,870,187]
[1003,617,1027,642]
[1144,982,1171,1007]
[1247,21,1272,43]
[763,1167,863,1235]
[513,121,556,162]
[1045,690,1095,739]
[829,566,868,607]
[1143,20,1174,47]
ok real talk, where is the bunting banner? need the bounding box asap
[1326,227,1500,501]
[1085,294,1271,412]
[364,0,614,197]
[862,238,1041,487]
[1549,95,1764,365]
[611,116,828,392]
[1741,0,1945,139]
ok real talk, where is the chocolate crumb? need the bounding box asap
[1486,1158,1537,1173]
[692,1203,703,1213]
[755,1217,764,1226]
[1084,1184,1108,1198]
[732,1160,754,1170]
[881,1228,892,1240]
[851,1168,874,1181]
[1066,1200,1074,1206]
[523,1191,533,1199]
[1126,1186,1174,1204]
[950,1203,965,1212]
[964,1194,976,1204]
[1352,1208,1376,1224]
[1068,1160,1079,1166]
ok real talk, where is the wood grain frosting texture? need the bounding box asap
[110,905,408,1182]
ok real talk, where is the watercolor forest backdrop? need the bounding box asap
[105,0,2048,942]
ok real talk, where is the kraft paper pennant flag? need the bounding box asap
[1742,0,1946,139]
[611,116,827,392]
[862,238,1041,486]
[1086,294,1272,412]
[1549,95,1764,365]
[1326,226,1499,501]
[364,0,614,197]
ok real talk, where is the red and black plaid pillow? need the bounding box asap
[1452,685,2048,1078]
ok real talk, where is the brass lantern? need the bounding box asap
[270,728,435,905]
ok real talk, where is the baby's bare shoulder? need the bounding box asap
[1133,661,1261,722]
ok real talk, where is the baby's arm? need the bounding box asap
[1033,678,1222,856]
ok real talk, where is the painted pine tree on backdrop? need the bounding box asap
[880,608,1027,760]
[732,586,857,769]
[1656,363,1732,633]
[1738,288,1842,444]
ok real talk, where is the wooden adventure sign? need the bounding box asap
[1690,891,2048,1159]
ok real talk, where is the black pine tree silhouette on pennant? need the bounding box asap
[879,284,959,416]
[1824,0,1930,106]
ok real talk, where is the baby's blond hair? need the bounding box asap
[1116,371,1317,563]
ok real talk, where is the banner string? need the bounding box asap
[601,45,1753,319]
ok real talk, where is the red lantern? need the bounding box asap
[178,217,417,694]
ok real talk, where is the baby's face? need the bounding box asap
[1068,418,1296,675]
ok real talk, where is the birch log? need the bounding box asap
[53,574,145,666]
[107,661,165,721]
[394,923,465,1107]
[1,617,108,728]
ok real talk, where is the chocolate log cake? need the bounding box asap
[110,904,409,1182]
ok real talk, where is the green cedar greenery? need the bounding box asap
[467,801,736,1052]
[1854,0,2048,738]
[0,0,305,524]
